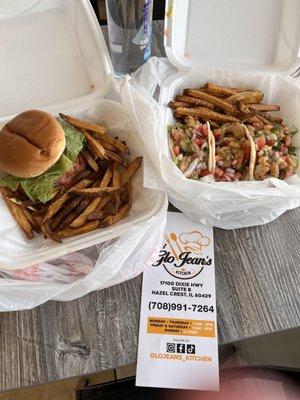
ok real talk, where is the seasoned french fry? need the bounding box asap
[58,220,102,239]
[105,149,123,164]
[267,116,283,125]
[248,104,280,112]
[120,157,142,186]
[175,106,238,123]
[58,209,81,229]
[82,150,99,172]
[96,140,118,152]
[22,207,41,233]
[59,113,108,135]
[42,222,62,243]
[239,110,258,123]
[112,162,121,214]
[42,178,92,223]
[71,187,121,196]
[50,197,82,231]
[203,82,237,97]
[70,166,113,227]
[168,100,191,109]
[1,188,34,240]
[246,117,265,128]
[256,114,274,126]
[237,101,251,114]
[87,144,98,160]
[87,207,112,221]
[226,91,263,104]
[176,95,214,109]
[205,119,219,129]
[184,89,235,114]
[124,180,132,205]
[87,130,128,154]
[100,202,131,228]
[82,130,107,160]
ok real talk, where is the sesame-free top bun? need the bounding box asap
[0,110,66,178]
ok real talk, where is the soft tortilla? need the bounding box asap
[242,124,256,181]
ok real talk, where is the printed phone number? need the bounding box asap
[148,302,214,313]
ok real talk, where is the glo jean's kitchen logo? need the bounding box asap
[153,231,211,279]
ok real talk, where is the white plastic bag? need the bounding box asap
[0,96,167,311]
[124,57,300,228]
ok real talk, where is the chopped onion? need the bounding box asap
[184,158,199,177]
[226,168,235,174]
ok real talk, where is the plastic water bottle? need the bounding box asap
[105,0,153,77]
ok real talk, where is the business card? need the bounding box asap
[136,212,219,391]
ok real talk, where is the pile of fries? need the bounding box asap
[169,82,282,129]
[0,114,142,242]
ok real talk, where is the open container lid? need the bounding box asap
[164,0,300,75]
[0,0,113,122]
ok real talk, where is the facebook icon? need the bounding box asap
[176,344,186,353]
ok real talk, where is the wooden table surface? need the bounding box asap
[1,20,300,392]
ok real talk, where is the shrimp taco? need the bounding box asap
[168,117,215,180]
[250,124,298,180]
[212,123,256,182]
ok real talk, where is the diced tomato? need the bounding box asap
[173,145,180,156]
[256,136,266,150]
[201,124,208,137]
[223,173,232,182]
[266,134,277,146]
[242,142,251,160]
[267,138,277,146]
[285,135,292,146]
[199,169,210,178]
[213,129,222,140]
[195,138,205,147]
[172,130,184,142]
[214,167,224,178]
[280,144,288,154]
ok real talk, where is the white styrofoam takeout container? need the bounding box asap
[159,0,300,169]
[0,0,166,269]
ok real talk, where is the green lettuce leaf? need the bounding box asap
[57,119,85,161]
[0,119,86,203]
[0,175,23,191]
[21,154,73,203]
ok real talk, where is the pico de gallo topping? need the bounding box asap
[252,124,298,180]
[169,116,211,180]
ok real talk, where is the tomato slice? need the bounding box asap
[200,169,210,178]
[201,125,208,137]
[214,167,224,178]
[195,138,205,147]
[257,136,266,150]
[173,145,180,156]
[242,142,251,160]
[213,129,222,140]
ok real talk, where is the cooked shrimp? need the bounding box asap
[172,127,184,142]
[185,116,199,128]
[254,163,270,180]
[284,157,298,178]
[179,156,193,173]
[221,123,246,140]
[269,163,279,178]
